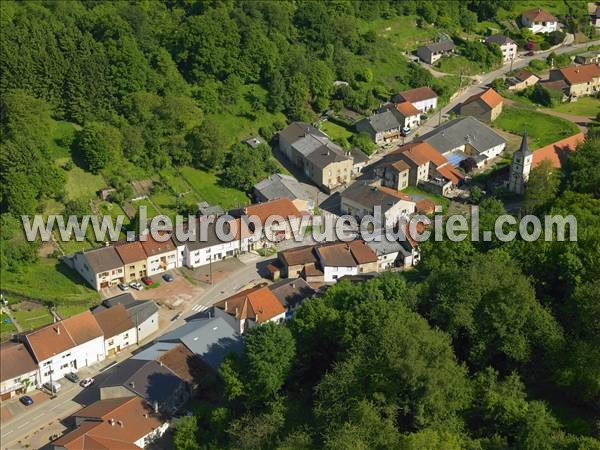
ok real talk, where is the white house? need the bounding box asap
[24,311,105,384]
[393,87,438,113]
[100,294,160,343]
[140,231,178,276]
[93,304,136,357]
[0,342,40,400]
[340,181,416,226]
[213,286,287,334]
[484,34,518,62]
[72,246,125,290]
[521,8,559,33]
[315,240,379,283]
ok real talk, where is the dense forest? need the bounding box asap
[1,1,599,447]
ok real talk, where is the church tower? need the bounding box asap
[509,132,532,194]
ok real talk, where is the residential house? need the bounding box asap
[97,293,159,343]
[278,245,321,280]
[417,40,455,64]
[51,396,168,450]
[420,116,507,168]
[24,311,105,384]
[0,342,39,400]
[253,173,314,211]
[93,304,136,357]
[574,50,600,65]
[549,63,600,99]
[356,109,403,145]
[366,237,405,271]
[378,158,411,191]
[459,88,504,123]
[521,8,559,33]
[73,246,125,290]
[213,286,287,333]
[278,122,354,192]
[157,316,243,371]
[340,181,416,225]
[393,87,438,113]
[243,198,303,243]
[350,148,371,175]
[114,241,148,283]
[269,278,317,318]
[315,240,378,282]
[484,34,517,62]
[100,344,201,414]
[172,218,253,269]
[538,79,570,101]
[393,101,422,129]
[506,70,540,91]
[139,231,178,276]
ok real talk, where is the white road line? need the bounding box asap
[191,304,207,312]
[2,431,14,436]
[16,423,28,429]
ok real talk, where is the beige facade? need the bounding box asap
[122,260,146,283]
[319,160,354,191]
[568,79,600,97]
[460,101,503,123]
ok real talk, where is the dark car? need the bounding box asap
[65,372,80,383]
[19,395,33,406]
[526,51,534,56]
[142,276,154,286]
[162,273,174,282]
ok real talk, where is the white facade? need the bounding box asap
[499,42,518,62]
[521,16,558,33]
[183,238,253,269]
[322,265,358,282]
[105,327,136,357]
[479,143,506,161]
[0,369,39,399]
[146,250,178,276]
[138,423,170,448]
[412,97,437,113]
[72,253,124,291]
[214,305,285,334]
[135,310,159,343]
[37,337,105,384]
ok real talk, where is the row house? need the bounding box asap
[23,311,105,384]
[93,304,136,357]
[97,293,160,343]
[242,198,304,244]
[114,241,148,283]
[140,231,178,276]
[0,342,39,400]
[73,246,125,290]
[392,87,438,113]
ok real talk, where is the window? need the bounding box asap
[124,333,128,338]
[108,340,114,346]
[130,265,135,270]
[60,363,69,369]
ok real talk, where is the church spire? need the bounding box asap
[518,131,531,156]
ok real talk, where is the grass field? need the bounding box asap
[549,97,600,118]
[131,198,160,218]
[180,167,249,209]
[11,307,53,332]
[61,162,106,200]
[56,303,91,319]
[360,15,438,52]
[1,258,101,304]
[402,186,450,210]
[321,121,354,141]
[436,56,487,76]
[494,107,580,149]
[47,120,78,160]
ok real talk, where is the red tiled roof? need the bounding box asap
[513,70,538,82]
[462,88,503,110]
[377,186,411,201]
[532,132,584,168]
[397,87,438,103]
[437,164,465,185]
[522,8,558,22]
[214,286,286,323]
[139,231,176,257]
[558,64,600,85]
[114,241,147,264]
[245,198,302,223]
[0,342,38,382]
[415,199,436,215]
[396,141,448,167]
[93,304,134,340]
[348,240,378,264]
[395,101,420,117]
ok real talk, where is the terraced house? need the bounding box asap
[72,246,124,290]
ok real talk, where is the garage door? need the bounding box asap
[100,281,109,288]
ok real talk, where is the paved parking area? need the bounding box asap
[181,258,246,286]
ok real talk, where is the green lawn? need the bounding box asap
[180,167,249,210]
[402,186,450,210]
[1,258,101,304]
[160,168,194,195]
[131,198,160,218]
[494,107,580,149]
[359,15,438,52]
[60,162,106,200]
[436,56,487,76]
[47,120,78,160]
[320,121,353,141]
[549,97,600,118]
[97,202,130,225]
[56,303,90,319]
[11,307,54,332]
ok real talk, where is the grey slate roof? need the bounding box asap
[81,246,124,273]
[278,122,327,145]
[171,220,235,252]
[366,236,404,257]
[420,116,506,155]
[198,202,224,217]
[157,317,243,371]
[350,148,370,165]
[101,293,159,325]
[485,34,515,45]
[341,181,411,214]
[253,173,309,202]
[356,110,402,134]
[420,40,454,53]
[269,278,316,309]
[131,342,179,361]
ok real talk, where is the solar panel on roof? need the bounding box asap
[446,151,467,167]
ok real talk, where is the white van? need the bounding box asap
[43,381,61,393]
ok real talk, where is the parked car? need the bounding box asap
[526,51,534,56]
[43,381,61,393]
[141,276,154,286]
[65,372,80,383]
[19,395,33,406]
[129,282,143,291]
[118,283,129,291]
[80,377,94,388]
[401,126,411,137]
[162,273,174,282]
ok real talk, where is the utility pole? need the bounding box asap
[209,253,213,285]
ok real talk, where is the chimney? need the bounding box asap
[144,413,149,419]
[154,401,159,413]
[55,326,60,335]
[109,419,115,426]
[224,300,228,310]
[291,282,295,288]
[117,420,124,428]
[130,381,135,389]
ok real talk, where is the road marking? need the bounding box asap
[16,423,28,429]
[191,304,207,312]
[2,431,13,436]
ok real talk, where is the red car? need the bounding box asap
[141,276,153,286]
